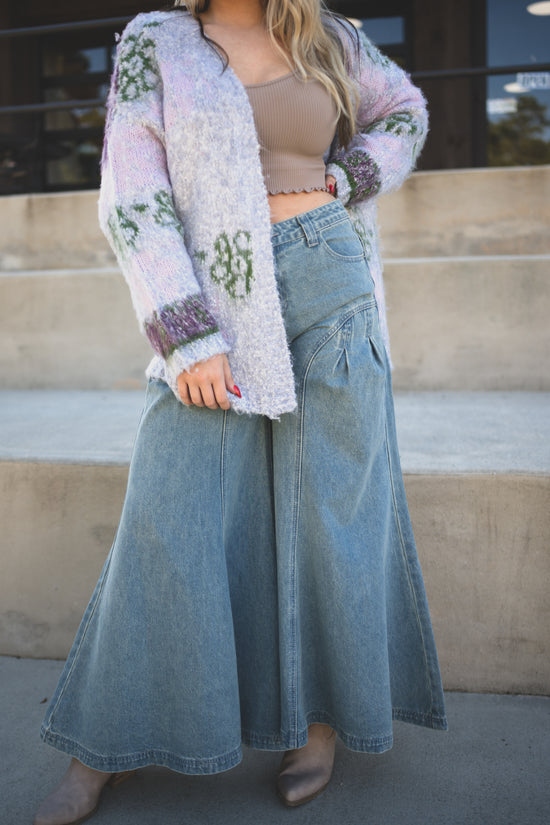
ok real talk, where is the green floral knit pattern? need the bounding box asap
[117,22,161,102]
[107,189,183,258]
[195,231,255,300]
[107,207,140,257]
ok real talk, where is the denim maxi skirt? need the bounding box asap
[41,200,447,774]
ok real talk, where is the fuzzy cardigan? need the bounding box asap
[98,9,428,418]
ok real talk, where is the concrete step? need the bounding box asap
[0,267,151,390]
[1,167,548,271]
[1,256,548,391]
[378,165,550,257]
[384,254,550,391]
[1,389,549,696]
[1,190,114,271]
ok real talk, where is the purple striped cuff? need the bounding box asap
[144,295,220,359]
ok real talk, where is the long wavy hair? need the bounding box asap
[164,1,359,146]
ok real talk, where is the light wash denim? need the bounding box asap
[41,200,447,775]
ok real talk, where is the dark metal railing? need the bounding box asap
[0,99,107,116]
[1,15,549,194]
[412,63,550,82]
[3,61,550,116]
[1,15,549,116]
[0,16,132,38]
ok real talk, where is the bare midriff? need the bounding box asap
[267,190,336,223]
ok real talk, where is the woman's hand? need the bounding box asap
[325,174,337,196]
[176,354,240,410]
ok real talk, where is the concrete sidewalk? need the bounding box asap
[3,657,549,825]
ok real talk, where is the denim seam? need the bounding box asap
[289,299,376,745]
[297,300,377,388]
[392,707,448,728]
[271,236,307,252]
[271,215,349,248]
[318,221,367,262]
[272,213,348,239]
[39,729,243,774]
[271,219,354,252]
[220,410,228,531]
[342,314,353,349]
[289,382,301,745]
[41,546,117,733]
[318,237,366,262]
[242,724,394,754]
[295,213,319,247]
[383,414,435,711]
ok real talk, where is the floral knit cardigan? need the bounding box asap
[98,10,428,419]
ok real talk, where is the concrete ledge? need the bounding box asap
[385,255,550,391]
[0,190,114,271]
[394,391,550,475]
[0,268,150,390]
[378,165,550,257]
[1,391,549,694]
[0,390,144,464]
[2,255,549,391]
[1,167,548,270]
[1,390,548,474]
[1,461,129,659]
[408,473,550,695]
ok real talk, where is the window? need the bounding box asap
[486,0,550,165]
[350,15,407,67]
[39,32,112,188]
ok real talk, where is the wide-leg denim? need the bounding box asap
[41,200,447,774]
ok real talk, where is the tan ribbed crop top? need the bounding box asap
[244,71,339,195]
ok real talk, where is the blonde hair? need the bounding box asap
[172,1,358,146]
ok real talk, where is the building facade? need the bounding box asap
[1,0,549,194]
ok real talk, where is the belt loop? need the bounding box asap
[296,213,319,247]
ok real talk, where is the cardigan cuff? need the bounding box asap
[163,330,232,400]
[325,163,352,206]
[326,152,381,206]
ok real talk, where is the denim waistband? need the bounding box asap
[270,200,350,248]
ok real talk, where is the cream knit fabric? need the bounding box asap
[98,10,428,418]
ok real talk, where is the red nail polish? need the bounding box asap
[327,183,335,195]
[233,385,241,398]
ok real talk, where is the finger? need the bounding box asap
[212,375,231,410]
[223,356,236,394]
[189,384,205,407]
[177,374,192,406]
[179,382,192,406]
[200,383,218,410]
[325,174,336,194]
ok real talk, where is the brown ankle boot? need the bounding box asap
[276,723,337,807]
[33,758,135,825]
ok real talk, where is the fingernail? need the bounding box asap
[327,183,335,194]
[233,385,241,398]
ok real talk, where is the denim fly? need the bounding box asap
[40,200,447,775]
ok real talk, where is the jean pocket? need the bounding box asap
[318,220,366,262]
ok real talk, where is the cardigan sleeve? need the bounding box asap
[98,14,230,388]
[325,24,428,207]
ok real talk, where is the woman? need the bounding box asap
[34,2,447,823]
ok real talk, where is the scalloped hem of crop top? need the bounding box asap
[267,186,331,195]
